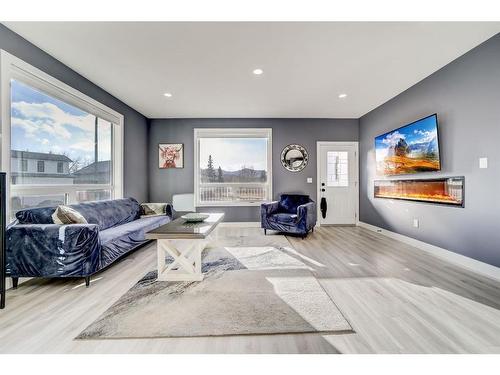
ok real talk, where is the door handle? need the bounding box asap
[320,197,327,219]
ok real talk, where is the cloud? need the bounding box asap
[413,129,436,143]
[11,99,112,161]
[10,118,38,138]
[200,138,267,171]
[382,131,405,147]
[51,145,63,153]
[11,101,96,140]
[42,123,72,139]
[69,139,95,152]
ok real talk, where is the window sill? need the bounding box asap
[196,201,266,207]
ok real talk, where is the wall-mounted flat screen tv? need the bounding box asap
[375,114,441,176]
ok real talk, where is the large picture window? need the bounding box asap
[194,128,272,206]
[1,50,123,220]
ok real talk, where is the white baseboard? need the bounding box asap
[357,221,500,282]
[219,222,261,228]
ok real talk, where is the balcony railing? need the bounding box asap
[198,183,268,204]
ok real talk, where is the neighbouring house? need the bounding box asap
[10,150,74,185]
[72,160,111,184]
[10,150,75,215]
[72,160,112,202]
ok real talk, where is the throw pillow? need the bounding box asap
[140,203,166,216]
[52,205,88,225]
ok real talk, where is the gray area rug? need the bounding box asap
[77,229,352,339]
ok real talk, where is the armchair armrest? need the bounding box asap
[297,202,317,229]
[261,201,280,230]
[261,201,280,216]
[6,224,100,278]
[140,202,174,218]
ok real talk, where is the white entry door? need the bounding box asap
[317,142,358,225]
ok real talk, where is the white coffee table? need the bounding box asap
[145,213,224,282]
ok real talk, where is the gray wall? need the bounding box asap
[149,118,358,221]
[359,33,500,266]
[0,25,149,202]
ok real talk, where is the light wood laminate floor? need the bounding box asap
[1,226,500,354]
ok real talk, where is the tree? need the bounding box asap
[68,157,82,174]
[260,170,267,182]
[62,152,82,174]
[217,166,224,182]
[238,165,256,182]
[207,155,216,182]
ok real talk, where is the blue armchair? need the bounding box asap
[261,194,317,238]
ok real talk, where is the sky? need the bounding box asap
[199,138,268,171]
[10,79,111,164]
[375,115,438,159]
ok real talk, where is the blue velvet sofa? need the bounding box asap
[6,197,172,287]
[261,194,317,238]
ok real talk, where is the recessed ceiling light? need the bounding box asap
[253,68,264,75]
[163,92,172,98]
[338,93,347,99]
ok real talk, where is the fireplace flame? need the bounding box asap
[375,191,459,203]
[374,178,464,206]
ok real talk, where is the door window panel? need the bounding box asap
[327,151,349,187]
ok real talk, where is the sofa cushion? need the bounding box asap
[270,213,298,225]
[99,215,169,268]
[16,197,141,230]
[99,214,168,244]
[140,214,166,219]
[68,198,141,230]
[278,194,310,214]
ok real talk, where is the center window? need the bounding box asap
[194,128,272,206]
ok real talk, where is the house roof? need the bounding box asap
[73,160,111,175]
[11,150,72,162]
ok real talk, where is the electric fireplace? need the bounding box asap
[374,177,464,207]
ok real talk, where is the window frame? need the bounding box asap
[194,128,273,207]
[57,161,64,174]
[37,160,45,173]
[0,50,124,217]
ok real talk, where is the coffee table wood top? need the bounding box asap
[145,212,225,239]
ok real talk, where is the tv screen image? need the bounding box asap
[375,114,441,176]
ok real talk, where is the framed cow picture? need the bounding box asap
[159,143,184,169]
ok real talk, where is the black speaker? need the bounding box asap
[0,172,6,309]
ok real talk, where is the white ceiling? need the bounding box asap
[4,22,500,119]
